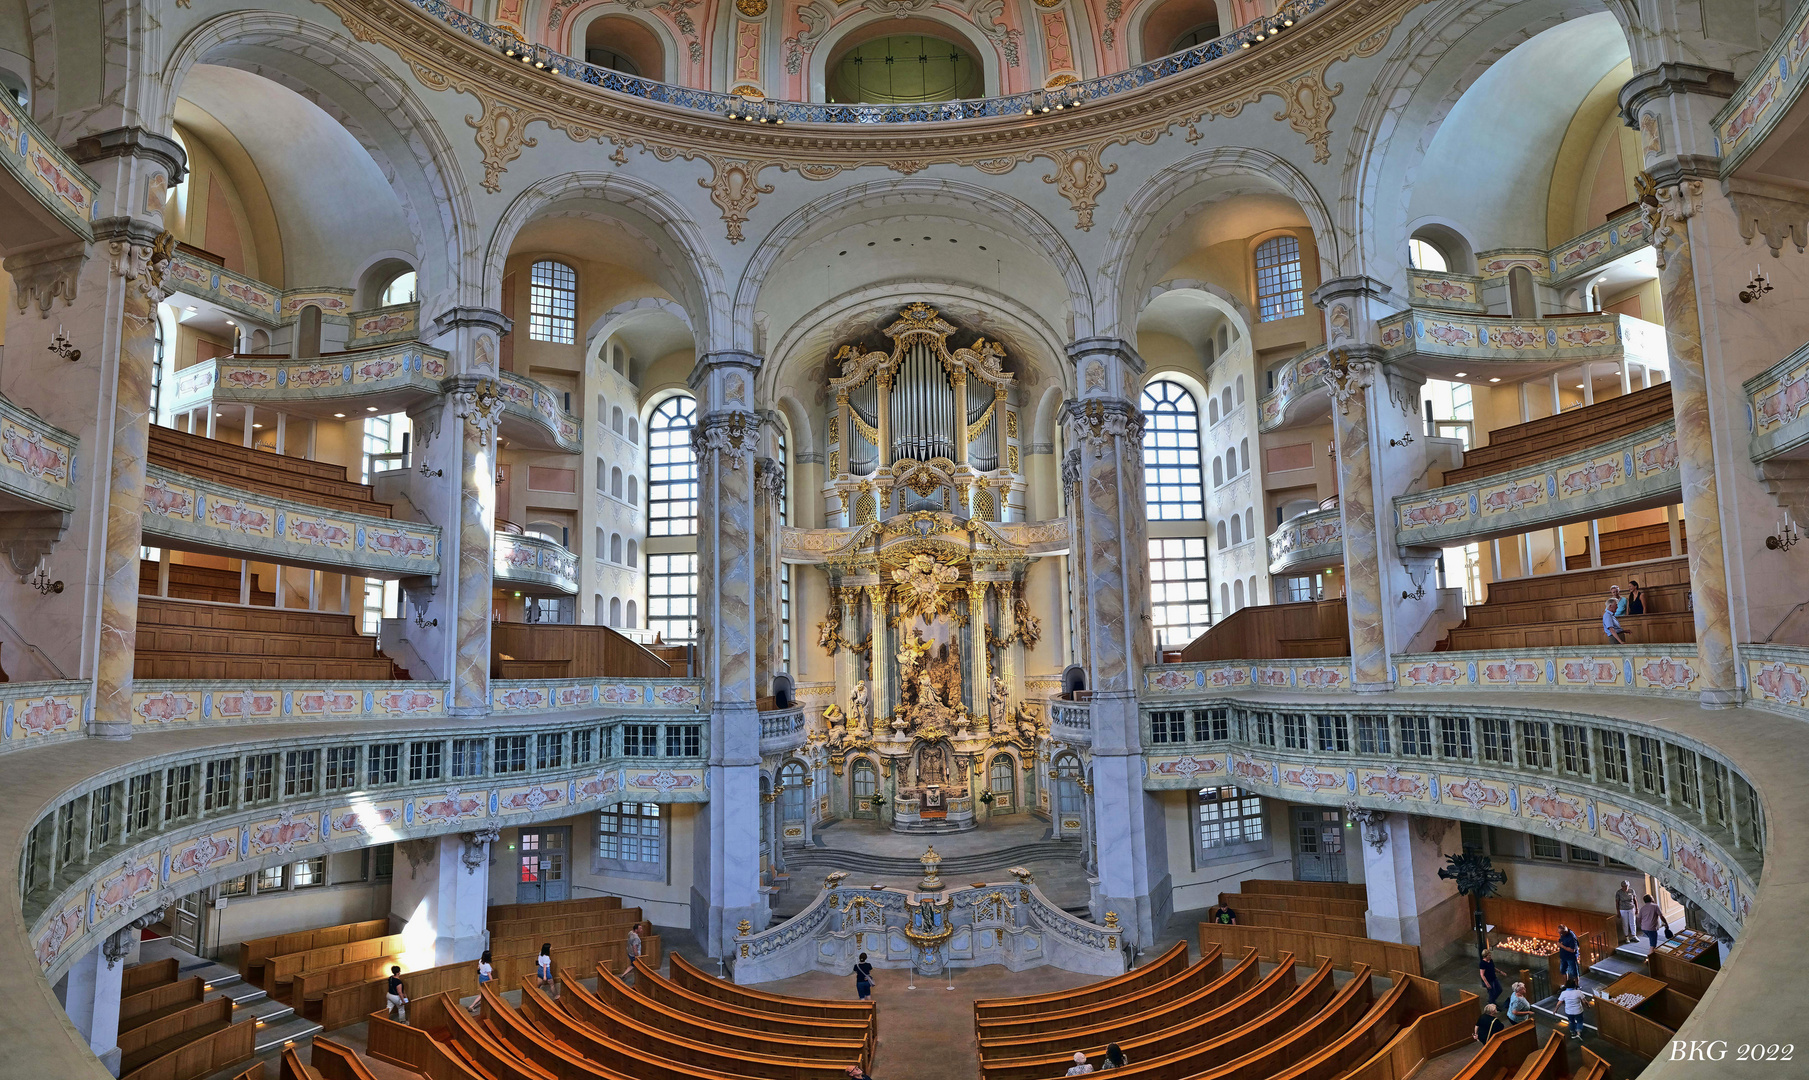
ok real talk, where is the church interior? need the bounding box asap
[1,0,1807,1076]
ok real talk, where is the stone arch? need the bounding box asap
[808,11,1004,102]
[583,296,694,357]
[558,4,680,82]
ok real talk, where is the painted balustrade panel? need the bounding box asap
[281,288,355,319]
[1379,311,1662,367]
[1050,700,1092,743]
[0,681,91,752]
[347,302,422,346]
[1145,658,1355,694]
[1393,420,1679,546]
[493,532,580,593]
[758,707,807,755]
[490,677,704,712]
[1713,2,1809,167]
[163,250,283,322]
[0,90,97,236]
[1475,208,1651,287]
[1742,645,1809,723]
[165,345,449,413]
[0,393,79,512]
[127,681,452,728]
[1405,270,1485,312]
[1257,345,1331,432]
[140,464,442,576]
[1391,646,1705,696]
[497,371,583,452]
[1744,341,1809,461]
[1268,506,1342,575]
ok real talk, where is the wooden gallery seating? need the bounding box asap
[240,920,391,987]
[140,560,275,606]
[486,898,658,987]
[1565,521,1686,571]
[1237,879,1368,902]
[120,961,207,1033]
[1215,890,1369,938]
[625,954,877,1057]
[491,622,677,680]
[317,958,477,1032]
[265,933,408,1003]
[135,596,407,681]
[486,896,621,923]
[148,426,395,518]
[1440,556,1694,651]
[1177,599,1351,663]
[1442,383,1675,487]
[115,960,254,1080]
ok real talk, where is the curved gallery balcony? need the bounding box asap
[1268,505,1342,576]
[166,342,450,421]
[494,528,581,596]
[1257,346,1332,433]
[0,88,98,248]
[495,371,583,454]
[1377,310,1667,383]
[1746,339,1809,464]
[0,390,79,529]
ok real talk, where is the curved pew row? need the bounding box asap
[625,958,877,1049]
[978,948,1265,1065]
[976,945,1227,1042]
[973,940,1192,1022]
[666,953,875,1020]
[572,970,868,1062]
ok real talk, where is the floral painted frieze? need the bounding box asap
[1521,783,1590,832]
[165,346,448,415]
[166,829,240,884]
[1391,648,1699,700]
[1379,311,1661,373]
[1146,753,1226,785]
[1744,342,1809,462]
[0,89,97,235]
[348,302,420,345]
[0,395,79,513]
[1268,506,1341,575]
[1143,660,1352,693]
[1441,774,1511,812]
[1714,0,1807,167]
[1474,208,1649,286]
[1256,346,1330,432]
[494,532,580,594]
[127,681,450,728]
[498,371,583,452]
[1406,270,1484,312]
[1746,647,1809,720]
[164,250,281,320]
[1358,765,1430,803]
[1,683,88,746]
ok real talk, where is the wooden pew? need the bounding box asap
[565,972,869,1063]
[118,998,234,1071]
[123,958,181,996]
[317,957,476,1032]
[442,1005,558,1080]
[1215,891,1369,920]
[978,948,1267,1064]
[1199,921,1423,976]
[488,921,644,958]
[267,934,408,991]
[973,940,1188,1021]
[617,961,875,1043]
[1239,879,1367,902]
[517,983,861,1080]
[119,1010,256,1080]
[231,1061,267,1080]
[1513,1031,1574,1080]
[366,995,490,1080]
[1336,984,1478,1080]
[486,896,621,924]
[311,1037,378,1080]
[120,977,206,1031]
[975,945,1226,1039]
[1450,1022,1538,1080]
[280,1046,316,1080]
[1647,947,1716,999]
[291,953,404,1007]
[1267,973,1432,1080]
[490,938,643,992]
[979,956,1330,1080]
[1233,907,1369,937]
[240,920,390,984]
[486,907,642,941]
[1574,1047,1612,1080]
[666,952,873,1021]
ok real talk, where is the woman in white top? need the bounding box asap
[537,943,554,995]
[470,950,494,1015]
[1557,976,1590,1040]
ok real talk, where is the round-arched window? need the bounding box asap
[988,755,1016,809]
[779,761,807,821]
[828,35,981,104]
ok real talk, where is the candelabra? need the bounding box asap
[1389,431,1415,448]
[27,561,64,595]
[1739,265,1774,304]
[47,324,80,362]
[1767,512,1798,552]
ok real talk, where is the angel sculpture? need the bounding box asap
[849,681,871,739]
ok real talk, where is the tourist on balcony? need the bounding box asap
[1506,982,1533,1025]
[1602,602,1630,645]
[1626,580,1646,615]
[1610,585,1628,616]
[1616,881,1638,942]
[1473,1004,1504,1044]
[1478,948,1502,1006]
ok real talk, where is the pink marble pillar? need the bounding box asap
[753,454,783,693]
[451,384,503,711]
[1323,351,1388,689]
[1643,177,1738,706]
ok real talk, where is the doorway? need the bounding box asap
[515,826,571,903]
[169,889,205,953]
[1291,805,1348,882]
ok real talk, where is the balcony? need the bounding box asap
[0,391,79,518]
[1049,699,1092,745]
[497,371,582,453]
[759,706,808,755]
[165,342,450,420]
[346,302,422,346]
[1746,340,1809,464]
[1378,310,1667,380]
[1257,346,1331,432]
[494,528,580,595]
[1268,505,1342,576]
[1404,269,1486,313]
[1474,207,1652,287]
[0,91,98,247]
[163,249,283,323]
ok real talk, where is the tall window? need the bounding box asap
[1054,755,1084,816]
[1198,786,1264,850]
[649,395,699,535]
[781,564,793,672]
[528,260,577,344]
[150,313,166,425]
[1255,235,1305,322]
[598,803,661,866]
[1148,537,1211,649]
[1140,380,1204,520]
[647,553,698,641]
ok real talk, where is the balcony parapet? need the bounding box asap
[347,302,421,346]
[0,91,98,241]
[1712,2,1809,175]
[165,343,450,416]
[494,531,580,595]
[1404,269,1486,313]
[0,681,91,752]
[1268,507,1342,575]
[497,370,582,453]
[1378,310,1666,371]
[1474,207,1652,288]
[1144,657,1356,695]
[759,706,807,756]
[164,249,283,323]
[1257,345,1331,432]
[1050,698,1092,745]
[1744,340,1809,462]
[141,463,441,578]
[493,677,705,713]
[1392,419,1679,547]
[1391,644,1704,698]
[1741,644,1809,724]
[0,393,79,514]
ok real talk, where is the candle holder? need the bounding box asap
[1740,266,1774,304]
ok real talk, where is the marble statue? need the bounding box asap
[849,681,871,739]
[987,676,1008,735]
[822,703,847,749]
[1015,700,1044,746]
[896,627,931,682]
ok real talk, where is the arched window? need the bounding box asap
[594,594,605,623]
[649,396,698,535]
[612,406,624,434]
[626,539,638,567]
[1216,521,1229,549]
[779,762,806,822]
[611,467,624,498]
[609,597,622,626]
[1246,507,1256,542]
[610,534,623,563]
[853,759,878,804]
[1234,578,1245,609]
[1213,457,1224,487]
[1240,438,1250,473]
[528,260,577,344]
[597,394,607,422]
[627,476,639,505]
[1221,582,1231,611]
[1408,238,1449,272]
[1054,755,1084,816]
[1255,236,1306,322]
[1218,325,1231,353]
[1221,387,1233,417]
[1248,575,1259,605]
[1230,516,1242,545]
[595,526,605,555]
[625,599,637,626]
[1225,446,1237,477]
[1139,380,1204,521]
[595,458,606,490]
[988,755,1016,810]
[380,271,417,306]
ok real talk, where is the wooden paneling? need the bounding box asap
[1198,922,1423,976]
[1339,986,1479,1080]
[119,1014,255,1080]
[1448,1021,1537,1080]
[975,947,1224,1039]
[486,905,643,941]
[118,998,234,1068]
[1445,383,1675,486]
[122,958,180,996]
[1236,907,1369,937]
[267,934,408,989]
[148,426,392,518]
[1567,521,1687,570]
[1216,892,1369,919]
[141,561,276,606]
[1485,556,1689,605]
[137,599,402,681]
[1595,993,1677,1059]
[486,896,621,924]
[1178,600,1350,663]
[1648,948,1717,999]
[317,958,477,1032]
[1445,611,1695,650]
[310,1038,376,1080]
[1239,878,1368,901]
[1481,898,1617,957]
[120,978,206,1030]
[665,953,871,1021]
[491,623,673,679]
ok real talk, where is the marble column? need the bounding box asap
[1063,338,1167,946]
[865,583,889,724]
[58,939,126,1075]
[966,581,990,724]
[1640,174,1739,706]
[390,832,493,965]
[449,381,504,712]
[754,453,784,693]
[1322,350,1389,689]
[953,371,969,466]
[689,351,765,953]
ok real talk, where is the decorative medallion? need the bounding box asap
[736,0,767,15]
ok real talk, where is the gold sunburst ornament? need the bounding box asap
[891,552,960,624]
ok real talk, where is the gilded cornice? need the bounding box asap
[323,0,1421,236]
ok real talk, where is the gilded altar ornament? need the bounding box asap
[1006,866,1036,884]
[891,553,960,624]
[1103,911,1121,930]
[823,871,849,891]
[917,845,945,891]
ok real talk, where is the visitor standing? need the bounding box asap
[626,921,644,983]
[1557,924,1580,982]
[1478,948,1502,1006]
[470,950,493,1015]
[1557,977,1590,1041]
[1506,982,1533,1025]
[1603,601,1630,645]
[537,943,555,996]
[386,966,409,1022]
[853,952,874,1001]
[1615,881,1637,942]
[1637,894,1667,948]
[1473,1004,1504,1044]
[1626,580,1645,615]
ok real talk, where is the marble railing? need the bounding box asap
[0,680,91,752]
[1378,310,1666,369]
[1144,657,1357,695]
[1713,0,1809,171]
[1132,691,1757,938]
[1474,207,1652,287]
[1743,339,1809,462]
[0,392,79,514]
[1050,699,1092,744]
[140,463,442,577]
[347,302,422,346]
[1257,345,1331,432]
[1392,419,1679,547]
[492,677,704,712]
[1391,645,1705,696]
[0,90,97,238]
[758,706,808,755]
[494,531,580,594]
[731,878,1124,983]
[19,711,710,984]
[497,371,582,453]
[163,250,283,323]
[1740,644,1809,722]
[164,343,450,413]
[1268,507,1342,575]
[1404,269,1486,313]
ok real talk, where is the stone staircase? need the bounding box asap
[147,945,322,1054]
[1528,937,1661,1037]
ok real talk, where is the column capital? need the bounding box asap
[1065,337,1144,401]
[1618,63,1739,126]
[1310,275,1399,308]
[69,127,188,185]
[430,305,511,339]
[690,350,763,411]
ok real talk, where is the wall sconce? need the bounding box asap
[27,562,64,595]
[1768,511,1798,552]
[414,612,439,629]
[48,324,80,362]
[1389,432,1415,448]
[1740,265,1774,304]
[419,462,443,478]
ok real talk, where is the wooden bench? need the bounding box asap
[149,426,393,517]
[618,960,875,1043]
[1595,971,1697,1059]
[567,971,868,1063]
[486,906,644,940]
[486,896,621,924]
[1444,610,1695,650]
[978,948,1266,1064]
[1483,556,1688,604]
[1200,921,1424,976]
[118,998,235,1073]
[366,993,490,1080]
[121,977,207,1031]
[123,958,181,996]
[489,936,655,991]
[1215,891,1369,920]
[1232,907,1369,937]
[665,952,872,1021]
[1445,383,1674,486]
[267,934,408,993]
[142,560,277,606]
[979,956,1327,1080]
[291,952,406,1007]
[119,1009,255,1080]
[1336,984,1478,1080]
[1648,945,1717,999]
[973,940,1189,1021]
[1567,520,1687,570]
[489,921,648,960]
[1450,1022,1539,1080]
[317,957,476,1032]
[1265,973,1438,1080]
[975,945,1226,1040]
[240,920,390,983]
[1239,878,1368,901]
[310,1037,378,1080]
[232,1061,266,1080]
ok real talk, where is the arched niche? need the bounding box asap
[808,13,1001,103]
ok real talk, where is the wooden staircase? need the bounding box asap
[1565,520,1686,570]
[1176,598,1350,662]
[1437,556,1694,651]
[148,426,393,518]
[1443,383,1674,486]
[133,596,407,680]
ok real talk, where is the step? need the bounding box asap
[251,1013,322,1054]
[207,981,270,1009]
[224,993,293,1027]
[1587,953,1644,982]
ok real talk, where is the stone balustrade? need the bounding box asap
[494,531,580,595]
[1268,506,1342,575]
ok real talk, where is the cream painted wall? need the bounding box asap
[1161,792,1295,914]
[170,113,281,284]
[483,807,700,930]
[202,852,390,961]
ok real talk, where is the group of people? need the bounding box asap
[1065,1045,1130,1073]
[1601,579,1647,645]
[380,920,653,1023]
[1616,880,1672,946]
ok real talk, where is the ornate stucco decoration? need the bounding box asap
[1721,179,1809,257]
[891,552,961,624]
[1319,348,1376,415]
[460,824,502,873]
[1635,171,1705,271]
[454,380,507,446]
[1344,802,1388,852]
[691,410,757,468]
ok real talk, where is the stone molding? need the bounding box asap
[1617,62,1739,126]
[1721,178,1809,257]
[68,127,189,185]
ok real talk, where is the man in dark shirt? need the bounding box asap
[1557,925,1580,981]
[1473,1004,1504,1045]
[1213,905,1237,925]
